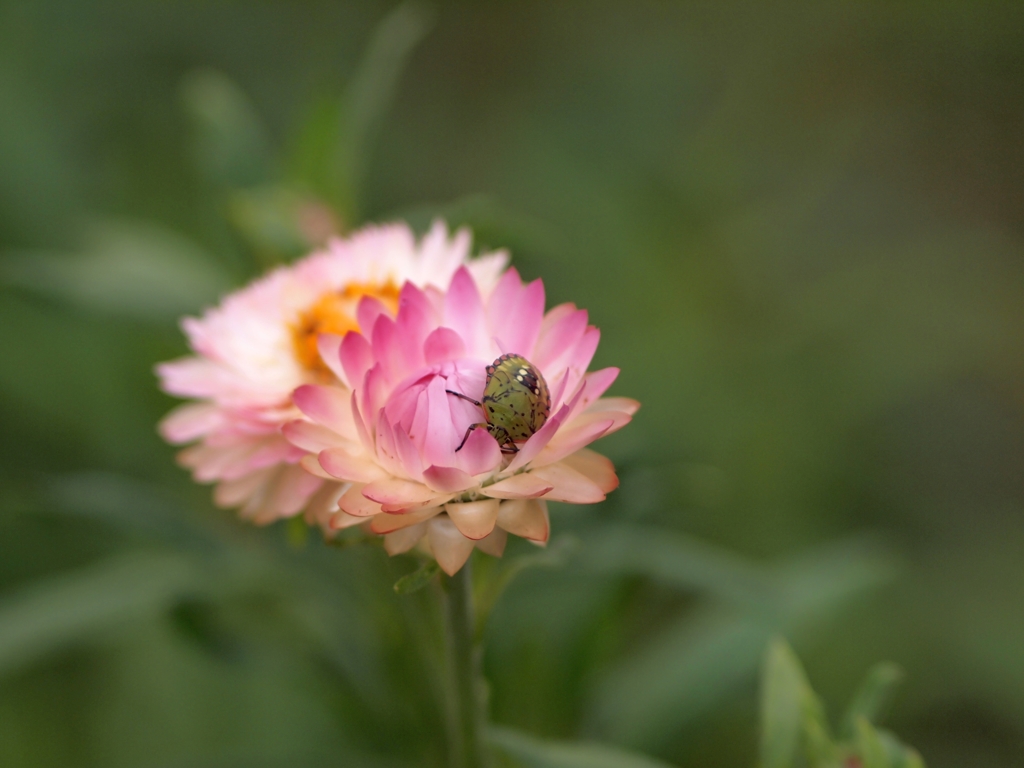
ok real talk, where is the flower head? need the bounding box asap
[156,222,507,523]
[286,264,638,574]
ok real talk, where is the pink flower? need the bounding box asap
[286,265,638,574]
[156,222,507,523]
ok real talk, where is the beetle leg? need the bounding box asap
[455,423,488,452]
[445,390,482,407]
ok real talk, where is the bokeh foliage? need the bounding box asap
[1,1,1023,766]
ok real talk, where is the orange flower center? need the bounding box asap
[292,281,401,375]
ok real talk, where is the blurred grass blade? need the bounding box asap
[0,554,202,677]
[840,662,905,738]
[180,69,272,188]
[856,718,894,768]
[475,535,579,636]
[227,185,339,262]
[393,560,440,594]
[759,639,805,768]
[0,219,232,320]
[290,1,433,222]
[582,525,768,606]
[877,730,926,768]
[488,726,676,768]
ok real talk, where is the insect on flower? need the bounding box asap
[447,353,551,453]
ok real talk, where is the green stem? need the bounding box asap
[443,563,490,768]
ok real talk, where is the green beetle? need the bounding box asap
[447,353,551,453]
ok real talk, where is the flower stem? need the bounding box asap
[443,563,491,768]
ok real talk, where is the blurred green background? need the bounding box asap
[1,2,1023,766]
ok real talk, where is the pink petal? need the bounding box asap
[503,382,587,474]
[392,422,425,480]
[362,477,438,506]
[528,417,615,469]
[560,449,619,493]
[480,473,554,499]
[339,332,374,391]
[293,385,354,436]
[443,267,488,356]
[424,326,466,365]
[356,294,391,335]
[423,465,478,494]
[422,376,458,469]
[475,527,508,557]
[484,267,523,332]
[586,396,641,417]
[338,483,383,517]
[455,427,503,477]
[316,333,348,384]
[529,462,606,504]
[496,498,550,542]
[445,500,500,540]
[384,522,429,554]
[491,274,545,358]
[427,516,476,575]
[159,402,222,444]
[319,448,386,483]
[373,412,407,479]
[534,305,587,372]
[350,390,373,451]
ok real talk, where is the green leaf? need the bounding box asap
[855,717,893,768]
[0,219,232,320]
[488,726,676,768]
[760,638,806,768]
[289,1,433,221]
[393,560,440,594]
[840,662,905,738]
[0,554,205,677]
[582,535,897,750]
[179,69,272,188]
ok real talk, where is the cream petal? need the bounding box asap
[445,499,500,540]
[475,527,508,557]
[423,465,478,494]
[338,483,383,517]
[384,522,429,555]
[301,453,335,480]
[560,449,619,494]
[213,467,274,508]
[480,473,554,499]
[529,462,606,504]
[282,419,346,453]
[370,505,442,534]
[329,509,368,530]
[362,477,438,506]
[428,516,476,575]
[496,498,550,542]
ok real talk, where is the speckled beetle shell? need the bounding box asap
[480,353,551,446]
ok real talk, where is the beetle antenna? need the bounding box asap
[445,390,482,407]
